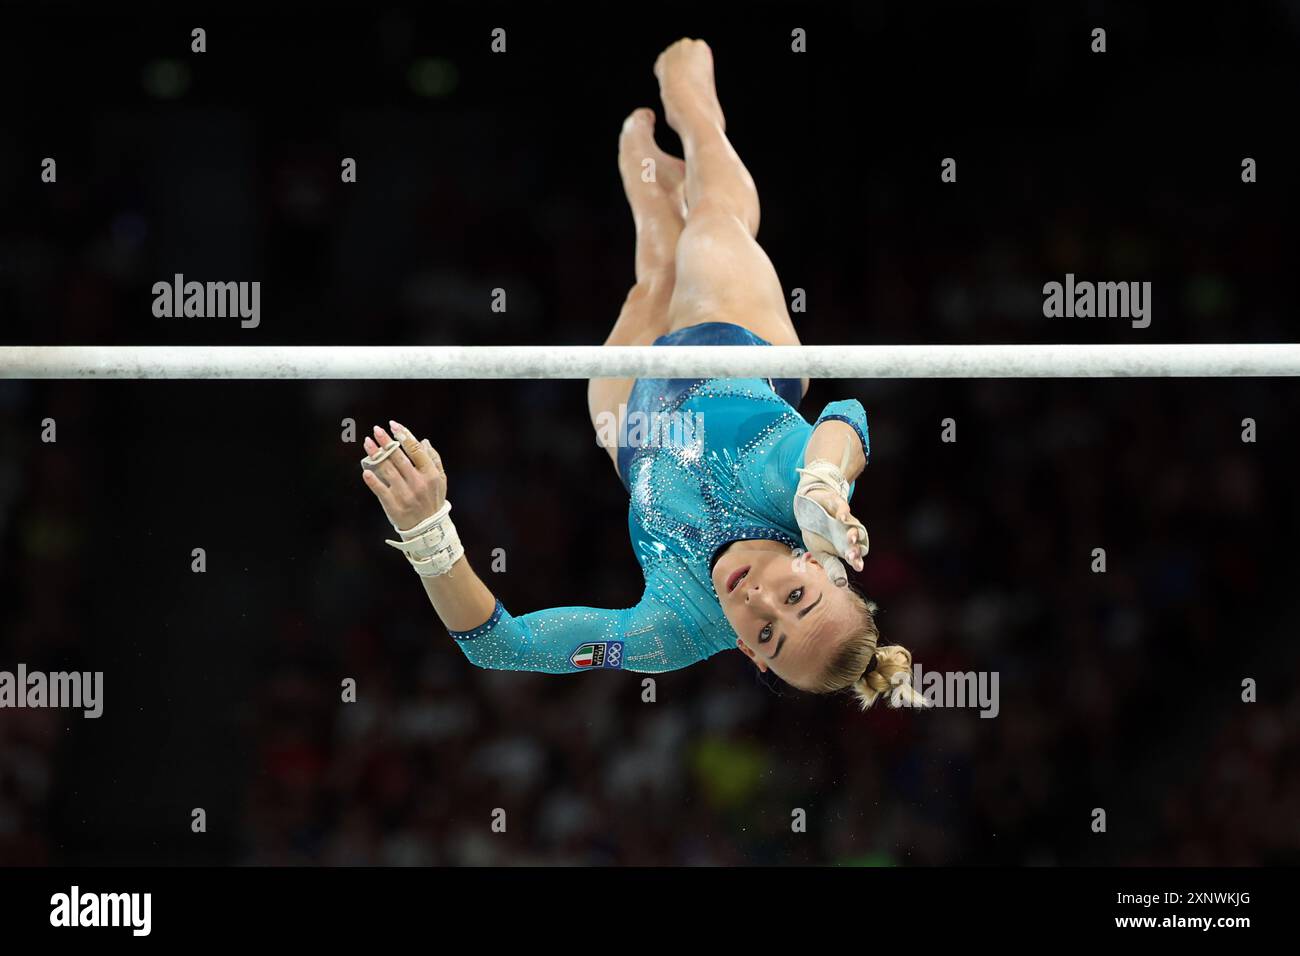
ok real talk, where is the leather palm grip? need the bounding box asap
[384,501,464,577]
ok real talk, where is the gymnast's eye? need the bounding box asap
[787,587,803,604]
[758,623,772,644]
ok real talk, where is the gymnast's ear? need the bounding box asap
[735,638,768,673]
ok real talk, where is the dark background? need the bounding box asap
[1,2,1298,865]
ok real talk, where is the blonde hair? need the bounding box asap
[812,591,929,711]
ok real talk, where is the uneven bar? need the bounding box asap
[1,344,1299,379]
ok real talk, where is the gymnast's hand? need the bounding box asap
[798,484,866,572]
[359,420,446,532]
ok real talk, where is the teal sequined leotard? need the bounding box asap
[447,324,870,674]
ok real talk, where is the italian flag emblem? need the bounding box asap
[569,642,623,669]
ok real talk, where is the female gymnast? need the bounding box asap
[359,39,923,709]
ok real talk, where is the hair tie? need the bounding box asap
[862,653,878,679]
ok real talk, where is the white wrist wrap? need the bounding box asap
[794,458,851,502]
[384,500,464,577]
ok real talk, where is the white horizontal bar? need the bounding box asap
[1,344,1299,379]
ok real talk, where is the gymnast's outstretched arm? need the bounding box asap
[359,422,497,632]
[359,421,708,674]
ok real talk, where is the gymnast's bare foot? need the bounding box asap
[654,38,726,137]
[618,107,688,230]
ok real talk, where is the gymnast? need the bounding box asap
[360,39,923,709]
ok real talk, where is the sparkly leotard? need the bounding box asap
[448,323,870,674]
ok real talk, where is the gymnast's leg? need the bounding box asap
[587,107,687,472]
[655,38,810,398]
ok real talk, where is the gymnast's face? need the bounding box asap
[712,540,860,690]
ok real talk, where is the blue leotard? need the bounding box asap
[448,322,870,674]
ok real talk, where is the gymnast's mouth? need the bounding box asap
[726,566,750,593]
